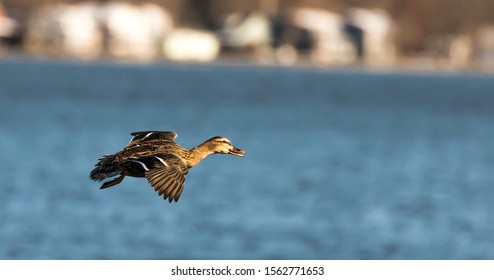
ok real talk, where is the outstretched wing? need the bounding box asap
[141,154,189,203]
[127,131,177,146]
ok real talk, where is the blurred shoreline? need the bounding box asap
[3,1,494,75]
[1,51,493,77]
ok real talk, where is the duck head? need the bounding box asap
[204,136,246,157]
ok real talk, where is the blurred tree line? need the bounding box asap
[3,0,494,55]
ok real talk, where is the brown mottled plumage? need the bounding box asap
[90,131,245,203]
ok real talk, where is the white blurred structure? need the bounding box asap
[25,1,173,60]
[292,8,355,65]
[26,3,102,58]
[0,1,18,41]
[218,12,271,52]
[22,2,397,66]
[0,16,16,38]
[281,7,396,66]
[163,28,220,62]
[58,3,103,58]
[347,8,396,64]
[103,2,173,60]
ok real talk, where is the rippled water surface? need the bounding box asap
[1,59,494,259]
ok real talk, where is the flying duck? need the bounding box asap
[90,131,245,203]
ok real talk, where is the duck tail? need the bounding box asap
[89,154,122,182]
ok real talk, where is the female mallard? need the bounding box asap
[90,131,245,203]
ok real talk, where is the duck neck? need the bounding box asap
[187,143,214,168]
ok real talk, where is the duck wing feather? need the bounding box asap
[142,154,188,203]
[127,131,177,146]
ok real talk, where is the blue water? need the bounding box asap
[1,59,494,259]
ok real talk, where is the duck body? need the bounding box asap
[90,131,245,203]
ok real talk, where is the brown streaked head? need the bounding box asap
[205,136,246,157]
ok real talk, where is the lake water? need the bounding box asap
[1,58,494,259]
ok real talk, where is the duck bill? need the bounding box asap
[229,147,246,157]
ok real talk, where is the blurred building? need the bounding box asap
[346,8,396,64]
[2,1,397,66]
[214,6,396,66]
[103,2,172,60]
[273,7,396,66]
[23,1,222,62]
[25,2,171,60]
[163,28,220,62]
[0,1,20,49]
[25,3,103,58]
[291,7,355,65]
[475,26,494,67]
[215,12,272,62]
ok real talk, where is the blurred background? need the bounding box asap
[1,0,494,69]
[1,0,494,260]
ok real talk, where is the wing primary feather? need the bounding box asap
[144,153,188,203]
[169,182,182,202]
